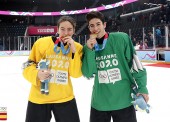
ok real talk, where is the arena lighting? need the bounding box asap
[0,0,138,16]
[144,3,162,6]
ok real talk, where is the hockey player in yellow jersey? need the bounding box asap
[23,16,82,122]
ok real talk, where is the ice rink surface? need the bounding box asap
[0,56,170,122]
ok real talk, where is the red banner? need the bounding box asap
[28,26,57,35]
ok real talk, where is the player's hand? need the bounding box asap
[137,93,149,103]
[62,36,76,53]
[37,69,51,81]
[86,38,97,50]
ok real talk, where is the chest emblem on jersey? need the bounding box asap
[98,68,122,84]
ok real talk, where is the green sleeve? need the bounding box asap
[123,33,148,94]
[132,69,148,94]
[81,45,97,78]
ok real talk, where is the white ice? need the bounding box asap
[0,56,170,122]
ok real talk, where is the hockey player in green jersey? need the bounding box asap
[82,11,149,122]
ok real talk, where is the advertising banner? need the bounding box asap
[28,26,57,35]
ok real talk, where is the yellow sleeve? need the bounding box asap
[23,64,40,86]
[23,37,49,86]
[69,42,83,78]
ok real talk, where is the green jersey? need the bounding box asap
[82,32,148,111]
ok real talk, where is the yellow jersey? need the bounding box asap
[23,36,83,104]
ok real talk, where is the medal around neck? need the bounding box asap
[53,37,70,55]
[92,33,108,51]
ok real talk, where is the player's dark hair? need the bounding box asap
[86,11,105,24]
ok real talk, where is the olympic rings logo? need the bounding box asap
[99,74,107,79]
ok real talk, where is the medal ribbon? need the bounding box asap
[94,33,108,51]
[54,37,70,55]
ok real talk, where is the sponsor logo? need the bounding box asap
[37,28,54,33]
